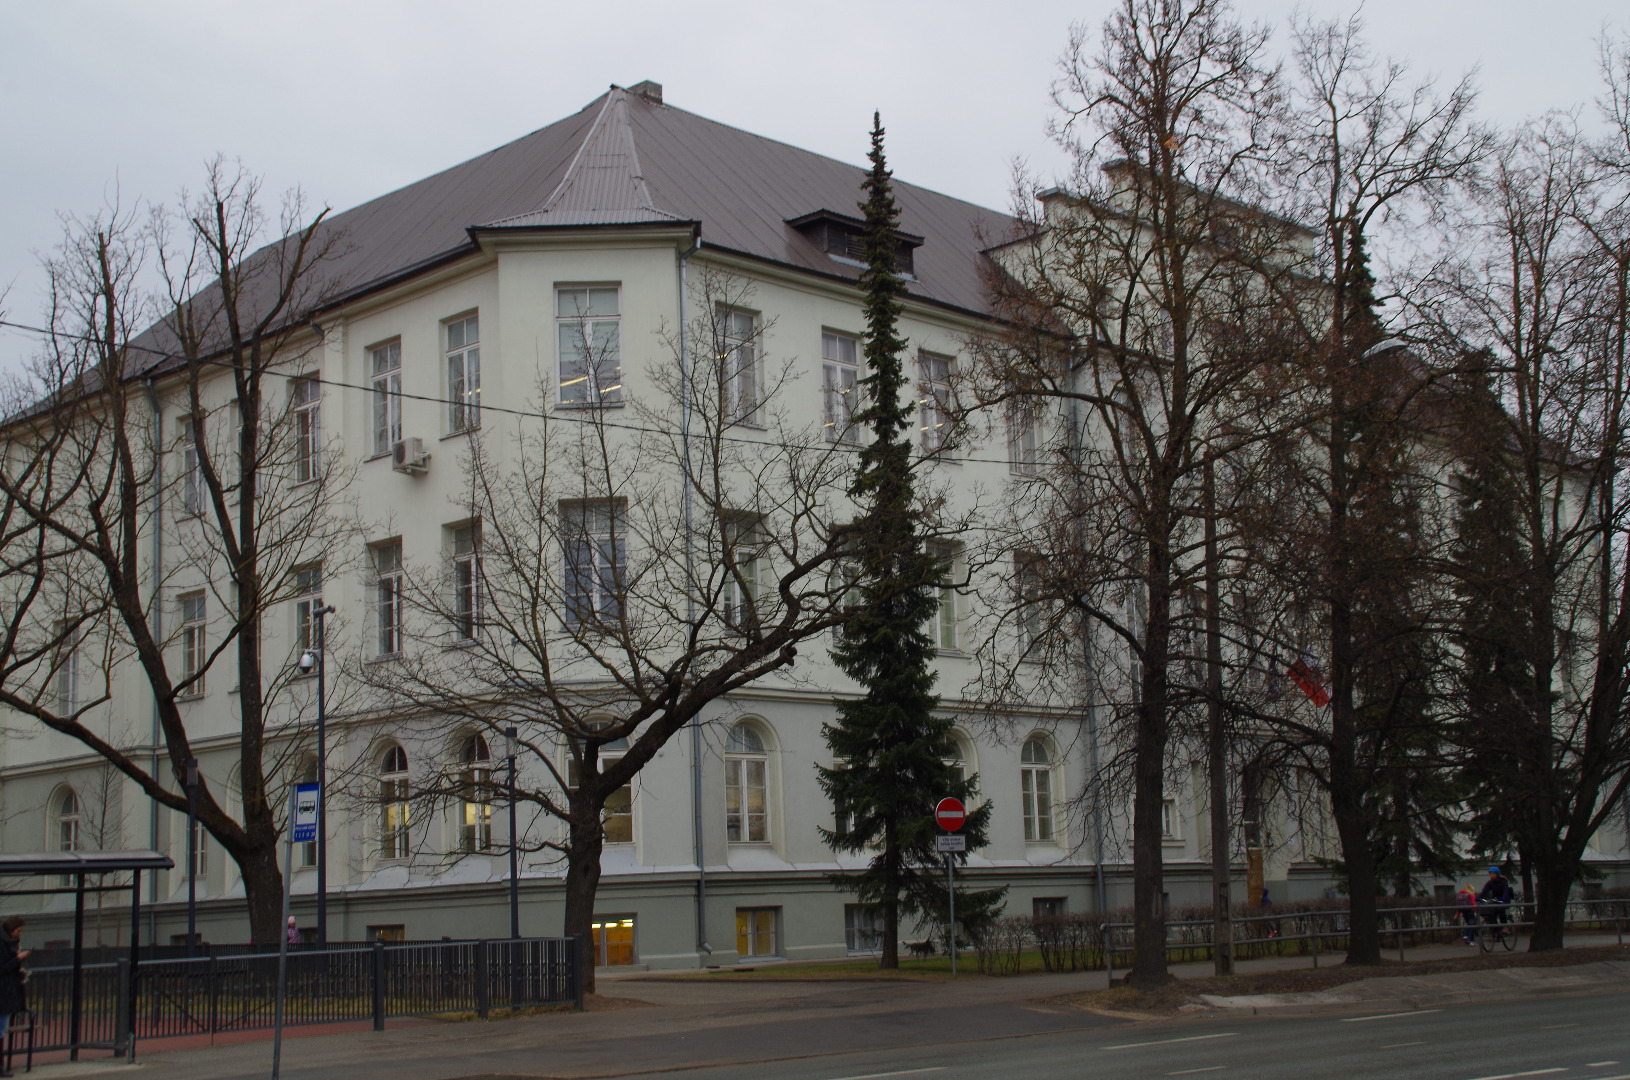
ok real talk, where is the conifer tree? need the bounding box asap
[819,115,997,968]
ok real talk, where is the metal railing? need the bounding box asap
[10,936,582,1060]
[1100,898,1630,986]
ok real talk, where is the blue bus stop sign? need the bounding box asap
[292,782,320,843]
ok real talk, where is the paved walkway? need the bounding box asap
[14,934,1626,1080]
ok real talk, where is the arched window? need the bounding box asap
[567,723,632,844]
[1020,737,1054,842]
[947,732,976,788]
[55,788,81,887]
[379,745,411,860]
[457,733,492,852]
[56,788,81,853]
[725,723,769,843]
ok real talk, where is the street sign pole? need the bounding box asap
[272,785,298,1080]
[933,797,967,978]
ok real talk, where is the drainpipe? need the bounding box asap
[145,379,164,943]
[1067,370,1109,917]
[677,228,711,957]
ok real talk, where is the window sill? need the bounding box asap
[554,400,626,410]
[176,692,206,703]
[440,427,478,442]
[1162,837,1184,847]
[366,652,404,665]
[935,647,967,658]
[445,636,482,650]
[727,840,774,847]
[365,451,393,463]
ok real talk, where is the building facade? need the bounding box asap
[3,82,1626,967]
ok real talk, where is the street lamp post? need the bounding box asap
[184,758,198,957]
[505,726,519,940]
[300,603,337,945]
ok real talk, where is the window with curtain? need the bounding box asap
[1021,737,1054,842]
[725,723,769,843]
[446,313,481,433]
[562,501,626,627]
[556,287,621,405]
[379,745,411,859]
[457,733,492,852]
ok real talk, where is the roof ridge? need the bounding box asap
[632,98,1009,220]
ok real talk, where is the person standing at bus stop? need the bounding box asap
[0,916,31,1077]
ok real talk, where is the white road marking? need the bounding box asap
[823,1071,945,1080]
[1169,1069,1227,1076]
[1381,1042,1427,1049]
[1586,1066,1622,1070]
[1464,1069,1567,1080]
[1341,1009,1443,1023]
[1104,1033,1240,1050]
[1542,1024,1581,1030]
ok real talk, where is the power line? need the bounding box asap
[0,316,1031,467]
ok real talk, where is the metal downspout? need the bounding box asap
[678,229,711,957]
[1068,367,1108,915]
[144,379,163,935]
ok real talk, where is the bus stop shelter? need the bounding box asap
[0,851,173,1061]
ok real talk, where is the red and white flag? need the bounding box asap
[1286,656,1331,707]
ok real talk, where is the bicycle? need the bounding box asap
[1477,900,1517,953]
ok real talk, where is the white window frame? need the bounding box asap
[371,340,403,457]
[379,745,411,860]
[291,375,321,483]
[718,305,759,424]
[1162,797,1180,840]
[724,723,770,844]
[179,592,207,696]
[1021,736,1055,843]
[821,331,860,444]
[451,524,481,640]
[722,517,763,633]
[928,542,959,651]
[1015,554,1046,652]
[918,352,953,453]
[456,733,492,853]
[446,313,481,434]
[179,417,202,515]
[556,286,622,405]
[54,620,81,713]
[568,730,634,845]
[293,563,323,658]
[562,500,626,628]
[844,904,882,954]
[373,542,404,657]
[1008,405,1039,476]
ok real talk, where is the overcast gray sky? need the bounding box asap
[1,0,1622,375]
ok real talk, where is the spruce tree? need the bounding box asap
[818,115,997,968]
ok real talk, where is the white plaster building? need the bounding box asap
[3,82,1625,969]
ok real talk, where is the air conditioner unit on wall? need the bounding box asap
[391,437,430,474]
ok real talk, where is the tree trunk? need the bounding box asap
[1329,768,1382,965]
[236,843,285,945]
[1130,550,1171,989]
[880,821,899,969]
[1527,855,1574,952]
[564,807,605,994]
[1204,459,1233,977]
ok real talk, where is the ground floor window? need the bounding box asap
[736,907,779,959]
[368,924,405,942]
[844,904,881,954]
[591,915,637,966]
[1032,896,1066,918]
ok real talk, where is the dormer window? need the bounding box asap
[786,210,922,277]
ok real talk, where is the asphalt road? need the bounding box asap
[624,993,1630,1080]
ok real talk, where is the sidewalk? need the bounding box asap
[14,936,1628,1080]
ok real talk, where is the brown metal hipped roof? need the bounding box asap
[123,85,1016,382]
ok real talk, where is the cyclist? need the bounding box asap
[1478,865,1514,941]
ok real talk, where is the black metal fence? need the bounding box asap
[12,937,582,1060]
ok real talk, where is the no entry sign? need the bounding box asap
[935,797,966,832]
